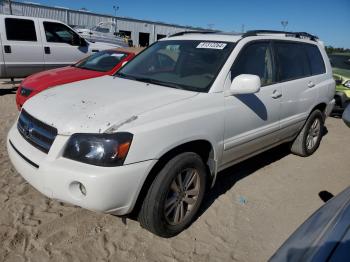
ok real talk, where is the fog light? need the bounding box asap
[79,183,87,196]
[69,181,87,199]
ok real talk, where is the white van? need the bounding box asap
[0,14,120,78]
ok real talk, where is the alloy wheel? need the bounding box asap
[164,168,200,225]
[306,118,321,150]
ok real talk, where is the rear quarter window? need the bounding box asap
[304,44,326,75]
[5,18,37,41]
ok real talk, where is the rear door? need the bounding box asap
[273,41,318,140]
[0,16,44,78]
[39,20,90,70]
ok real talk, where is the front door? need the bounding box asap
[40,21,89,70]
[222,41,281,168]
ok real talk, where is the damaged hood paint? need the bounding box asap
[22,76,198,135]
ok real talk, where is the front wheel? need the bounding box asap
[138,152,207,237]
[290,109,324,157]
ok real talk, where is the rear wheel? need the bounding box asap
[138,152,207,237]
[290,109,324,156]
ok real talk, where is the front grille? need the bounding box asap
[17,110,57,153]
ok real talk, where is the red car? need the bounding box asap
[16,49,135,109]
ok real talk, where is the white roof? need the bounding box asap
[162,32,322,46]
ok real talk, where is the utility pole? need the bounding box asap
[281,20,288,31]
[8,0,13,15]
[113,5,119,33]
[241,24,245,33]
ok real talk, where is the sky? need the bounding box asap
[18,0,350,48]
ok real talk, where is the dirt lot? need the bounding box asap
[0,81,349,262]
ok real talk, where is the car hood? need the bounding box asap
[23,76,198,135]
[22,66,106,91]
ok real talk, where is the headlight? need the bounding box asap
[20,86,33,97]
[63,132,133,166]
[344,80,350,88]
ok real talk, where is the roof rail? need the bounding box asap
[169,30,220,37]
[243,30,319,41]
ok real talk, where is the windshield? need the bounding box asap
[329,55,350,70]
[75,51,127,72]
[116,40,235,92]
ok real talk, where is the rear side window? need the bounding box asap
[275,42,310,82]
[304,44,326,75]
[5,18,37,41]
[231,42,275,86]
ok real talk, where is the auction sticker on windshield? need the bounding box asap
[197,42,227,49]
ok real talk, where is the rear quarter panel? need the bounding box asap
[318,45,336,106]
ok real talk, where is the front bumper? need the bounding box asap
[7,124,156,215]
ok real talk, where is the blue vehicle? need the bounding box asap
[270,105,350,262]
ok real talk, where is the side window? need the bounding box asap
[95,26,110,33]
[43,22,80,45]
[304,44,326,75]
[231,42,274,86]
[5,18,37,41]
[275,42,311,81]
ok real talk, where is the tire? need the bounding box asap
[290,109,324,157]
[138,152,207,237]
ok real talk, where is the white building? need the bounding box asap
[0,1,208,46]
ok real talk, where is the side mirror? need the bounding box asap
[229,74,261,95]
[342,104,350,127]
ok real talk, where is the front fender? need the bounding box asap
[122,93,226,169]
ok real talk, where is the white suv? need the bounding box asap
[7,30,335,237]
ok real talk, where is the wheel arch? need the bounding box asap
[131,139,216,216]
[310,102,327,120]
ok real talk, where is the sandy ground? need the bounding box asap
[0,81,350,262]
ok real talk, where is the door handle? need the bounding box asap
[4,45,11,53]
[308,81,315,88]
[44,46,51,54]
[271,90,282,99]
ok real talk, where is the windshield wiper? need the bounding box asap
[133,77,186,90]
[114,72,138,80]
[115,73,200,91]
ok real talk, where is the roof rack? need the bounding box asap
[169,30,220,37]
[243,30,319,41]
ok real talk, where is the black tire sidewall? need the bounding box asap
[147,153,207,237]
